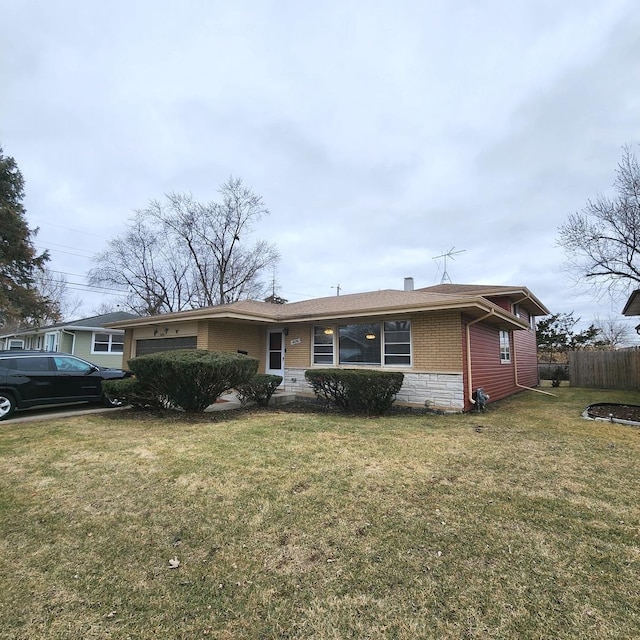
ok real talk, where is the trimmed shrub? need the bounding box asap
[236,374,283,407]
[305,369,404,415]
[102,377,165,410]
[539,364,569,387]
[127,349,259,413]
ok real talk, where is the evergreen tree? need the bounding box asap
[536,312,602,363]
[0,146,53,327]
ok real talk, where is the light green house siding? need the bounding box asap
[58,332,74,354]
[74,331,125,368]
[53,330,125,369]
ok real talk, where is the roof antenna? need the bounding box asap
[332,284,341,296]
[433,247,465,284]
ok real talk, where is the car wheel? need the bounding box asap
[0,393,16,420]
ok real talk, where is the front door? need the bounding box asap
[266,329,285,380]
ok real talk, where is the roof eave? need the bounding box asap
[106,298,530,331]
[622,290,640,316]
[105,310,280,328]
[282,299,529,329]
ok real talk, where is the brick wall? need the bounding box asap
[411,311,463,372]
[201,321,265,370]
[282,323,311,368]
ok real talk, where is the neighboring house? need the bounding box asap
[622,290,640,334]
[0,312,137,368]
[107,279,549,412]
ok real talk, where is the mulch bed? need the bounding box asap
[585,403,640,423]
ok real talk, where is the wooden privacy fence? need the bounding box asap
[569,348,640,390]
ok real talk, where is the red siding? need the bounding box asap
[486,296,512,312]
[467,321,515,407]
[513,310,539,388]
[463,311,539,411]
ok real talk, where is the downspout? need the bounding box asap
[512,326,557,398]
[466,310,495,406]
[61,329,76,355]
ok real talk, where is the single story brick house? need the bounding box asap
[0,312,137,369]
[108,279,549,412]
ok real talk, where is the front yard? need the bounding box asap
[0,388,639,639]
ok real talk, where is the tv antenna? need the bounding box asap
[332,284,341,296]
[433,247,465,284]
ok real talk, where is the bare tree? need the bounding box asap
[88,215,195,315]
[558,144,640,299]
[91,301,126,316]
[33,269,83,323]
[592,315,633,348]
[88,177,279,315]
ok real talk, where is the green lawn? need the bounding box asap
[0,387,639,639]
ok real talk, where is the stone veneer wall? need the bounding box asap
[283,368,465,412]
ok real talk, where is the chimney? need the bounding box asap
[404,277,414,292]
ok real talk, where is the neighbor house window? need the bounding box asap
[8,339,24,350]
[27,336,43,350]
[313,326,334,364]
[92,332,124,354]
[499,330,511,363]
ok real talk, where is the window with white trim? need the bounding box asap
[313,321,412,366]
[499,330,511,363]
[383,320,411,365]
[8,339,24,350]
[313,326,334,364]
[44,333,58,351]
[92,332,124,354]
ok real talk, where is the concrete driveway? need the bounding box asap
[1,393,246,425]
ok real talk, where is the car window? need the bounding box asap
[53,356,93,373]
[13,357,52,372]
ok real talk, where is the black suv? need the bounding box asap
[0,351,132,420]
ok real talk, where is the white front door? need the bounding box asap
[44,332,58,352]
[266,329,285,379]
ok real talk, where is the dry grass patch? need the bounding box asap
[0,387,639,639]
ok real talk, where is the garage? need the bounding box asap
[135,336,197,356]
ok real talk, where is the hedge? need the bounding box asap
[304,369,404,415]
[126,349,259,413]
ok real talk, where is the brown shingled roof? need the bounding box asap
[107,284,544,330]
[419,284,549,316]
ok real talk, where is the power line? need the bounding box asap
[37,274,129,296]
[30,218,110,240]
[34,244,96,260]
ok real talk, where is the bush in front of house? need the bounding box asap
[304,369,404,415]
[126,349,259,413]
[102,377,165,409]
[236,374,283,407]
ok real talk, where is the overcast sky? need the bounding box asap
[2,1,640,339]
